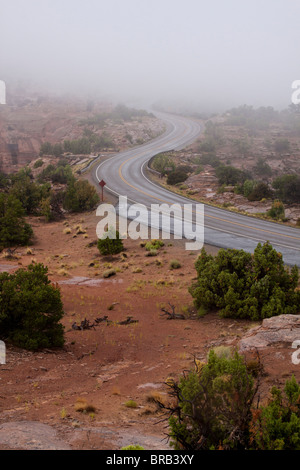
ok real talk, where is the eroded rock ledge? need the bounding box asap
[239,315,300,352]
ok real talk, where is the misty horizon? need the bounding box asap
[1,0,300,112]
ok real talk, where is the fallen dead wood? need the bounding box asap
[161,303,186,320]
[72,318,96,331]
[94,316,109,324]
[72,316,139,330]
[116,316,139,326]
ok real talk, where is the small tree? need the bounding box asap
[247,182,272,201]
[0,263,65,350]
[167,168,189,185]
[189,242,300,320]
[52,143,64,158]
[51,165,72,184]
[254,158,272,177]
[250,376,300,450]
[0,193,33,248]
[272,174,300,204]
[152,153,175,175]
[243,179,257,198]
[63,178,100,212]
[33,159,44,169]
[9,174,45,215]
[40,141,53,156]
[0,171,9,189]
[97,228,124,256]
[216,165,249,186]
[267,200,285,220]
[155,349,259,450]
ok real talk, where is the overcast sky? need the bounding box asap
[1,0,299,111]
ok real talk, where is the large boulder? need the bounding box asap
[239,315,300,352]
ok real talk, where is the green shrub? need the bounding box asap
[33,159,44,169]
[124,400,138,408]
[0,171,9,189]
[63,178,100,213]
[37,164,56,183]
[97,229,124,256]
[199,153,221,168]
[247,182,272,201]
[10,170,47,215]
[272,174,300,204]
[145,239,164,251]
[170,259,181,269]
[216,165,250,186]
[121,445,145,450]
[250,376,300,450]
[253,158,272,177]
[159,350,300,450]
[189,242,300,320]
[163,350,257,450]
[152,153,176,175]
[0,194,33,248]
[0,263,65,350]
[40,142,53,156]
[167,168,189,185]
[267,200,285,220]
[242,179,256,198]
[51,165,72,184]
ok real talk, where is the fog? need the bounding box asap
[1,0,299,112]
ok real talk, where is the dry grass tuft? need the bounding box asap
[146,390,166,405]
[124,400,138,408]
[75,225,87,235]
[74,398,97,413]
[57,268,69,277]
[132,267,143,273]
[170,259,182,269]
[103,269,116,279]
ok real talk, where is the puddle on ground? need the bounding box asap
[58,276,123,286]
[137,383,163,390]
[0,265,18,273]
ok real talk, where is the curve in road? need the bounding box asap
[90,111,300,267]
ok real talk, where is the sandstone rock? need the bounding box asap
[0,421,71,450]
[239,315,300,352]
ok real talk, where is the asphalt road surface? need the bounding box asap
[90,111,300,267]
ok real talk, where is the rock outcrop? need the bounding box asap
[239,315,300,352]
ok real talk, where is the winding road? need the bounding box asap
[89,111,300,267]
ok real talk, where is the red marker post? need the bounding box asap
[99,179,106,202]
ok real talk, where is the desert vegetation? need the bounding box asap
[1,98,300,451]
[39,105,156,158]
[189,242,300,320]
[0,263,64,350]
[0,161,99,245]
[154,348,300,450]
[97,229,124,256]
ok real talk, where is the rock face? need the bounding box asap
[0,421,71,450]
[0,97,164,174]
[239,315,300,352]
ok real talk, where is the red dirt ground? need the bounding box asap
[0,209,299,450]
